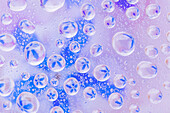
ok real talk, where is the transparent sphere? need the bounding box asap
[137,61,157,79]
[47,54,66,72]
[63,77,80,96]
[148,88,162,104]
[147,25,160,39]
[126,0,139,4]
[69,41,81,53]
[131,90,140,99]
[21,72,30,81]
[73,110,83,113]
[16,92,39,112]
[165,57,170,69]
[129,104,140,113]
[167,13,170,22]
[24,41,46,66]
[40,0,65,12]
[166,31,170,42]
[90,44,103,57]
[163,81,170,89]
[104,16,116,28]
[93,64,110,82]
[112,32,135,56]
[9,59,18,68]
[128,78,136,86]
[108,93,124,110]
[50,78,59,87]
[59,21,78,38]
[0,33,16,52]
[50,106,64,113]
[146,4,161,19]
[33,73,48,88]
[92,109,104,113]
[56,39,64,48]
[1,13,12,25]
[126,7,140,21]
[19,19,35,34]
[0,77,14,96]
[0,55,5,67]
[83,23,96,36]
[80,3,95,20]
[46,88,58,101]
[83,87,97,101]
[75,57,91,73]
[101,0,115,13]
[8,0,27,11]
[161,44,170,55]
[3,100,12,110]
[113,74,127,89]
[145,45,158,59]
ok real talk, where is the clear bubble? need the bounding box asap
[161,44,170,55]
[101,0,115,13]
[93,64,110,82]
[73,110,83,113]
[145,45,158,59]
[104,16,116,28]
[83,23,96,36]
[137,61,157,79]
[8,0,27,11]
[9,59,18,68]
[126,7,140,21]
[128,78,136,86]
[3,100,12,110]
[50,78,59,87]
[59,21,78,38]
[21,72,30,81]
[69,41,81,53]
[0,77,14,96]
[50,106,64,113]
[1,13,12,25]
[33,73,48,88]
[80,3,95,20]
[56,39,64,48]
[46,88,58,101]
[47,54,66,72]
[131,90,140,99]
[0,55,5,67]
[92,109,104,113]
[165,57,170,69]
[166,31,170,42]
[90,44,103,57]
[147,25,160,39]
[148,88,162,104]
[167,13,170,22]
[75,57,91,73]
[113,74,127,89]
[19,19,35,34]
[16,92,39,112]
[108,93,124,110]
[163,81,170,89]
[112,32,135,56]
[63,77,80,96]
[146,4,161,19]
[83,87,97,101]
[24,41,46,66]
[0,33,16,52]
[126,0,139,4]
[129,104,140,113]
[40,0,65,12]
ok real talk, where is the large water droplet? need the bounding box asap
[126,7,140,21]
[1,13,12,25]
[101,0,115,13]
[148,88,162,104]
[80,3,95,20]
[8,0,27,11]
[146,4,161,19]
[19,19,35,34]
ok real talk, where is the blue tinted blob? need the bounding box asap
[115,0,135,11]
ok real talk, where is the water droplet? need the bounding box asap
[33,73,48,88]
[1,13,12,25]
[24,41,46,66]
[131,90,140,99]
[8,0,27,11]
[163,81,170,89]
[47,54,66,72]
[148,88,162,104]
[92,109,104,113]
[167,12,170,22]
[126,7,140,21]
[63,77,80,96]
[50,106,64,113]
[83,87,97,101]
[126,0,139,4]
[55,39,64,48]
[147,25,160,39]
[0,33,16,52]
[83,23,96,36]
[9,59,18,68]
[104,16,116,28]
[19,19,35,34]
[90,44,103,57]
[165,56,170,69]
[40,0,65,12]
[108,93,124,110]
[80,3,95,20]
[3,100,12,110]
[21,72,30,81]
[145,45,158,59]
[59,21,78,38]
[137,61,157,79]
[46,88,58,101]
[0,55,5,67]
[129,104,140,113]
[93,64,110,82]
[101,0,115,13]
[166,31,170,42]
[113,74,127,89]
[128,78,136,86]
[146,4,161,19]
[112,32,135,56]
[0,77,14,96]
[69,41,81,53]
[161,44,170,55]
[50,78,59,87]
[75,57,91,73]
